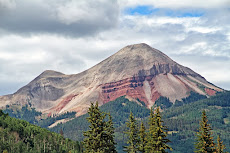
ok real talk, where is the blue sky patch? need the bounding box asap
[125,5,204,17]
[125,5,159,15]
[165,9,204,17]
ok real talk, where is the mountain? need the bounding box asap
[0,43,223,117]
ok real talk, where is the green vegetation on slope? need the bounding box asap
[3,105,41,124]
[51,91,230,153]
[163,91,230,153]
[37,111,76,128]
[2,91,230,153]
[3,105,76,128]
[154,91,207,109]
[0,110,83,153]
[51,96,150,152]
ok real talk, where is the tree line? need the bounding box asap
[0,99,228,153]
[83,102,228,153]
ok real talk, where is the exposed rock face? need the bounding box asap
[0,43,223,116]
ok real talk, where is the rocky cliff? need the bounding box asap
[0,43,223,116]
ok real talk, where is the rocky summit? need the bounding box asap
[0,43,223,117]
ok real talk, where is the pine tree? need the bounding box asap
[104,113,117,153]
[195,110,216,153]
[152,107,172,152]
[138,121,147,153]
[146,108,155,152]
[216,135,227,153]
[83,102,117,153]
[123,112,139,153]
[83,102,107,153]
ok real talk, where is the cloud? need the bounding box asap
[119,0,230,9]
[0,0,16,9]
[0,0,119,37]
[0,1,230,95]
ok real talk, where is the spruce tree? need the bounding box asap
[83,102,116,153]
[216,135,227,153]
[138,121,147,153]
[152,107,172,152]
[104,113,117,153]
[195,110,216,153]
[146,108,155,152]
[123,112,139,153]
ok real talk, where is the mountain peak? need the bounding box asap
[114,43,174,65]
[0,43,223,117]
[40,70,64,77]
[89,43,178,83]
[126,43,152,49]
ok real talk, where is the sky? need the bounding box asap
[0,0,230,95]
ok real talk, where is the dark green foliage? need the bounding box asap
[51,96,150,143]
[146,107,172,153]
[162,91,230,153]
[182,91,207,104]
[105,114,117,153]
[146,108,155,152]
[138,121,147,153]
[172,91,207,108]
[155,91,206,109]
[50,91,230,152]
[195,110,216,153]
[3,105,76,129]
[154,97,173,109]
[0,110,83,153]
[3,105,41,124]
[123,112,139,153]
[83,102,117,153]
[37,111,76,128]
[0,110,6,116]
[136,98,147,107]
[49,92,230,152]
[100,96,150,127]
[174,100,183,107]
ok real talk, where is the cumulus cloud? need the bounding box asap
[0,0,119,37]
[0,1,230,95]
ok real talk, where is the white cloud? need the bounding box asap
[55,0,116,25]
[118,0,230,9]
[0,1,230,95]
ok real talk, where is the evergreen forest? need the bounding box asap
[1,91,230,152]
[0,110,83,153]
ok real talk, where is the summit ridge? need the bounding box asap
[0,43,223,117]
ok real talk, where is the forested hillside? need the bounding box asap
[164,91,230,152]
[51,91,230,153]
[1,91,230,153]
[0,110,83,153]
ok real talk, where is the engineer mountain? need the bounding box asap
[0,43,222,116]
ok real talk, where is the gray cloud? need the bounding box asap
[0,0,119,37]
[119,0,230,9]
[0,2,230,96]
